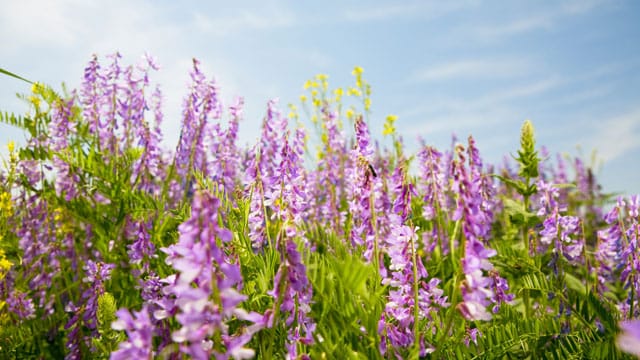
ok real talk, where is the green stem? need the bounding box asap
[450,219,461,272]
[522,178,532,319]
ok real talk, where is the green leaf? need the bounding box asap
[0,67,33,84]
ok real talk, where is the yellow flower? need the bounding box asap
[300,95,307,103]
[347,87,361,97]
[303,80,313,90]
[352,66,364,76]
[7,141,15,153]
[383,114,398,136]
[345,108,355,119]
[364,98,371,111]
[31,82,44,95]
[0,248,11,280]
[0,192,12,216]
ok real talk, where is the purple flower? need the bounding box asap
[172,58,222,201]
[354,115,374,159]
[246,146,268,250]
[111,306,155,360]
[49,97,79,201]
[618,320,640,357]
[452,143,510,321]
[15,197,62,313]
[63,261,115,359]
[126,220,155,268]
[463,327,481,347]
[537,180,584,266]
[417,146,446,221]
[310,106,346,232]
[81,260,115,330]
[265,133,315,358]
[379,220,447,356]
[160,190,262,359]
[6,290,36,320]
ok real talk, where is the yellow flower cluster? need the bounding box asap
[0,248,11,279]
[0,248,11,320]
[0,192,12,217]
[383,115,398,136]
[29,82,44,109]
[6,141,17,165]
[296,66,373,145]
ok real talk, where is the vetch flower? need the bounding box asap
[452,142,511,321]
[160,190,263,359]
[110,306,155,360]
[618,320,640,358]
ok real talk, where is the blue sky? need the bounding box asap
[1,0,639,196]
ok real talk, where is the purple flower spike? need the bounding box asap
[110,306,155,360]
[6,290,36,320]
[452,142,511,321]
[159,190,262,359]
[618,320,640,357]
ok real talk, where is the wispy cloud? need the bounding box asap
[193,9,295,36]
[583,108,640,162]
[402,76,562,119]
[412,58,532,82]
[472,0,606,42]
[0,0,85,51]
[342,0,477,22]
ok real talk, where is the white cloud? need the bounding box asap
[472,0,605,42]
[0,0,85,51]
[583,109,640,162]
[342,0,478,22]
[193,8,294,36]
[402,76,562,120]
[412,58,531,82]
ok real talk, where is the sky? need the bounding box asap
[1,0,639,196]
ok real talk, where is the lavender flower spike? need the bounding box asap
[618,320,640,358]
[111,306,155,360]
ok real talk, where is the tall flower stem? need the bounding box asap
[410,221,420,352]
[522,186,532,319]
[370,193,380,276]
